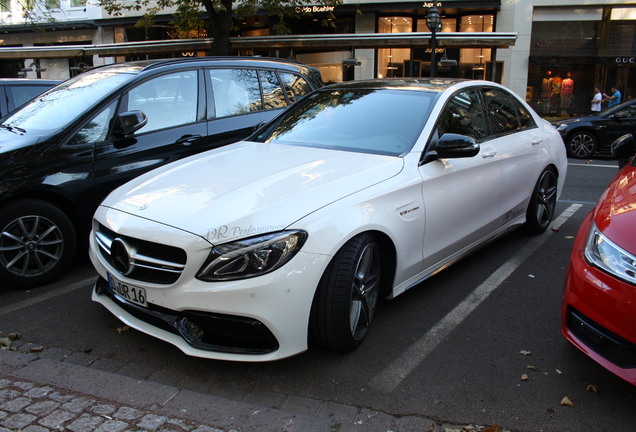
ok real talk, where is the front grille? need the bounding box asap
[95,277,279,355]
[95,223,187,284]
[567,307,636,369]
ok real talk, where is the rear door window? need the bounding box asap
[208,68,261,118]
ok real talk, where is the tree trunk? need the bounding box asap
[202,0,234,56]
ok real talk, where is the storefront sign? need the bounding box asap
[422,2,442,8]
[296,5,335,13]
[616,57,636,64]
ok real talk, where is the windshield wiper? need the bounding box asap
[0,124,26,135]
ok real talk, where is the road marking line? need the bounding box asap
[371,204,582,393]
[568,163,617,169]
[0,276,95,316]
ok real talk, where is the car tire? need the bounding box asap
[0,199,76,288]
[310,233,382,352]
[567,131,597,158]
[526,168,558,235]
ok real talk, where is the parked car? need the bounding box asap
[0,57,323,288]
[89,78,568,361]
[561,134,636,385]
[0,78,60,118]
[553,99,636,158]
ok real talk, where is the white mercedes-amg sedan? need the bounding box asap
[89,78,567,362]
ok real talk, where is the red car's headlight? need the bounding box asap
[585,223,636,285]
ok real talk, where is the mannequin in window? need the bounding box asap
[540,70,553,114]
[550,72,562,116]
[560,72,574,116]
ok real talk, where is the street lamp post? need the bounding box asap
[426,6,442,77]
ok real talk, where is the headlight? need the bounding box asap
[196,230,307,281]
[556,123,569,132]
[585,223,636,285]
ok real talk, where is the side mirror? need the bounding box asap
[611,133,635,169]
[421,133,480,164]
[117,111,148,136]
[609,111,628,120]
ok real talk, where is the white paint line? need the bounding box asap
[372,204,583,393]
[0,276,96,316]
[568,162,618,169]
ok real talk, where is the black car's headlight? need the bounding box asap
[585,223,636,285]
[556,123,569,132]
[197,230,307,281]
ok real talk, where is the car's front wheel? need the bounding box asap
[526,168,558,234]
[567,131,597,158]
[0,199,76,288]
[310,233,382,352]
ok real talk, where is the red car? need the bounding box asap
[561,137,636,385]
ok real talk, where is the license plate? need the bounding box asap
[107,273,148,308]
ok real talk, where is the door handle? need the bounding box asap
[176,135,201,146]
[481,151,497,158]
[531,138,543,146]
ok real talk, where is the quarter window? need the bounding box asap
[67,100,117,146]
[127,71,198,134]
[437,89,488,141]
[279,72,312,103]
[208,69,261,118]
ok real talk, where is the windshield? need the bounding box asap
[255,88,435,156]
[1,71,135,134]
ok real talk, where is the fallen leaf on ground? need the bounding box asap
[556,369,563,375]
[565,235,575,239]
[586,384,599,393]
[8,332,21,341]
[28,346,43,353]
[521,374,529,381]
[561,396,574,407]
[482,424,501,432]
[116,325,130,334]
[519,350,531,356]
[527,365,539,371]
[0,337,11,348]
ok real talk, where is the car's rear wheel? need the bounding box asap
[0,200,76,288]
[526,168,558,234]
[567,131,597,158]
[310,233,382,352]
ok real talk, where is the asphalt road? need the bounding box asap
[1,157,634,432]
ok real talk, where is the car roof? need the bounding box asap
[321,77,478,93]
[87,56,318,75]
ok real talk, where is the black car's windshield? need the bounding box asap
[255,88,435,156]
[1,71,134,133]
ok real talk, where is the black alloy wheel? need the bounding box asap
[310,233,382,352]
[0,199,76,288]
[567,131,597,158]
[526,167,558,234]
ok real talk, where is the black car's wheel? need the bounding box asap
[0,200,76,288]
[526,168,558,235]
[310,233,382,352]
[567,131,597,158]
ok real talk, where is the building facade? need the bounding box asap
[0,0,635,114]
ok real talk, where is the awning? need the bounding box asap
[0,32,517,59]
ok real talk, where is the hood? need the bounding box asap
[593,163,636,254]
[0,129,43,154]
[101,141,404,244]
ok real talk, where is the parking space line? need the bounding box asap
[568,162,618,169]
[371,204,582,393]
[0,276,95,316]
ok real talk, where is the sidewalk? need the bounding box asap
[0,345,484,432]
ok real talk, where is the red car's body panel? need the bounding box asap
[561,160,636,386]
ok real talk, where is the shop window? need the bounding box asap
[70,0,87,7]
[378,17,412,78]
[416,18,456,32]
[45,0,60,9]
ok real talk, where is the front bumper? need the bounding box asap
[561,212,636,385]
[89,213,330,362]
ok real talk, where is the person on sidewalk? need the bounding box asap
[591,86,602,113]
[603,86,622,107]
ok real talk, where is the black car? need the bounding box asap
[0,78,60,117]
[553,99,636,158]
[0,57,323,288]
